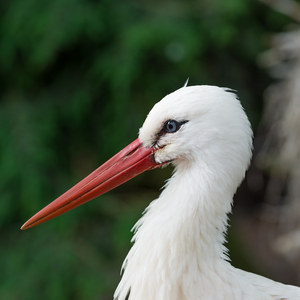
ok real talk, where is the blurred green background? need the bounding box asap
[0,0,293,299]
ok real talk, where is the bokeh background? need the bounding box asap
[1,0,300,299]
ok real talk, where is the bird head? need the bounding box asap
[21,85,252,230]
[140,86,253,172]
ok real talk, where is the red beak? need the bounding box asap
[21,138,160,230]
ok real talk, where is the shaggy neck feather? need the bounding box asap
[114,158,239,300]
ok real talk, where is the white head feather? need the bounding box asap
[140,85,252,178]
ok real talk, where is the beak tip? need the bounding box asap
[20,222,30,230]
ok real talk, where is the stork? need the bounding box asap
[22,86,300,299]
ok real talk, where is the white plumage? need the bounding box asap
[114,86,300,300]
[22,85,300,300]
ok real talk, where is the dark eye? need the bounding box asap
[164,120,187,133]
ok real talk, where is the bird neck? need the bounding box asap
[114,159,240,300]
[153,160,233,262]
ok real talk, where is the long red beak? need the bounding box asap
[21,138,160,230]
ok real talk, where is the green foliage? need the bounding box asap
[0,0,291,298]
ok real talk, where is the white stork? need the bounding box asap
[22,86,300,299]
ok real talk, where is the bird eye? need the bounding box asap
[165,120,179,133]
[164,120,187,133]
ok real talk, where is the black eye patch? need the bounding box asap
[152,119,188,147]
[163,120,187,133]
